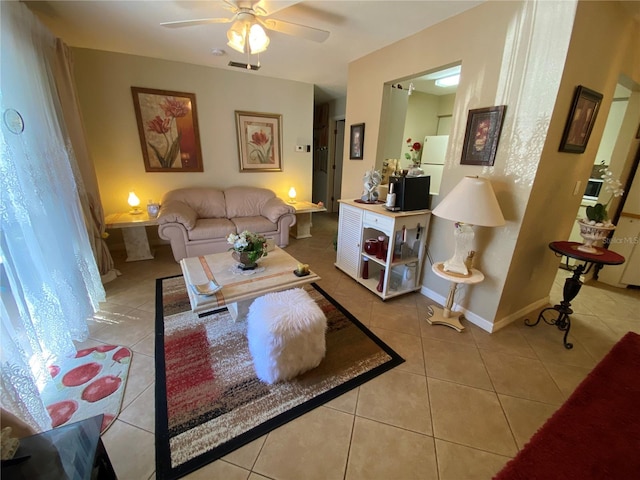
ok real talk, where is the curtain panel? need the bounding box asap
[0,1,106,430]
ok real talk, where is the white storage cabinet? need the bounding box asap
[335,199,431,300]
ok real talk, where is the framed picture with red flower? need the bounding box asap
[460,105,507,166]
[131,87,203,172]
[235,111,283,172]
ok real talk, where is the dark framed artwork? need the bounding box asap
[460,106,506,166]
[559,85,603,153]
[235,111,283,172]
[131,87,203,172]
[350,123,365,160]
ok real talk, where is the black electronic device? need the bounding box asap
[387,176,431,211]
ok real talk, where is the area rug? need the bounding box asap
[40,344,132,434]
[494,331,640,479]
[155,275,404,480]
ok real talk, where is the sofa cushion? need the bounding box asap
[224,187,274,218]
[232,216,277,235]
[187,218,237,241]
[162,187,226,219]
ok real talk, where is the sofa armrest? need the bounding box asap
[261,197,295,223]
[157,201,198,230]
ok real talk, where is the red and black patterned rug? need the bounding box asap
[495,331,640,479]
[155,276,404,480]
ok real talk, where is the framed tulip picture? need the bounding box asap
[235,111,283,172]
[131,87,203,172]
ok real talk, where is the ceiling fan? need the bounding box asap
[161,0,330,59]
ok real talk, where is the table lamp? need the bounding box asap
[432,176,505,275]
[128,191,142,214]
[288,187,297,204]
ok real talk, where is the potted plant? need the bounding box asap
[577,168,624,253]
[227,230,268,269]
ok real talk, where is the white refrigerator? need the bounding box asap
[421,135,448,195]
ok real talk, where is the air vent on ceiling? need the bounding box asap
[228,61,261,71]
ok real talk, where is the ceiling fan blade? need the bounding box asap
[261,18,329,43]
[254,1,301,16]
[161,18,232,28]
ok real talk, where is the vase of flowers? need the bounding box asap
[577,167,624,253]
[405,138,424,176]
[227,230,268,270]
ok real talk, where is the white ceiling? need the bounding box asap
[26,0,484,103]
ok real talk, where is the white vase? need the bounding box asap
[577,219,615,253]
[407,166,424,177]
[147,202,160,218]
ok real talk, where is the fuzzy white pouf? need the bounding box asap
[247,288,327,384]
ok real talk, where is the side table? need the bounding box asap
[427,262,485,332]
[289,201,327,239]
[105,212,157,262]
[525,241,625,349]
[1,414,116,479]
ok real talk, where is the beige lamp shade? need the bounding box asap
[432,176,504,275]
[432,176,505,227]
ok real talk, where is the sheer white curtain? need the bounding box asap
[0,1,105,430]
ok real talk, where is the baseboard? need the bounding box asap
[419,286,550,334]
[491,296,550,332]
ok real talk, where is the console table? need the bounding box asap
[427,262,485,332]
[105,212,157,262]
[525,241,625,349]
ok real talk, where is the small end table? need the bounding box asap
[525,241,625,349]
[1,414,116,479]
[289,201,327,239]
[105,212,157,262]
[427,262,485,332]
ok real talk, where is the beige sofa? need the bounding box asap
[157,186,296,262]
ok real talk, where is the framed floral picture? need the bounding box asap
[235,111,283,172]
[131,87,203,172]
[461,106,506,166]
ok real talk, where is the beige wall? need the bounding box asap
[498,0,640,324]
[344,1,564,330]
[72,48,314,215]
[344,0,639,330]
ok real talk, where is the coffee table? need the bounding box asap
[180,246,320,319]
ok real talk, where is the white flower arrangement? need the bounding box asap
[584,168,624,225]
[227,230,268,263]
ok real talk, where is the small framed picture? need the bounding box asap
[131,87,203,172]
[235,111,283,172]
[559,85,603,153]
[460,106,506,166]
[350,123,365,160]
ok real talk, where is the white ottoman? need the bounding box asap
[247,288,327,384]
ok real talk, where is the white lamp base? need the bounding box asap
[443,223,474,275]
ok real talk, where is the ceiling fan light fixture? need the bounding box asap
[226,20,246,53]
[248,23,269,54]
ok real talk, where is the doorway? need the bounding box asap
[331,119,345,212]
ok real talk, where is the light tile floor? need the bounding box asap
[84,213,640,480]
